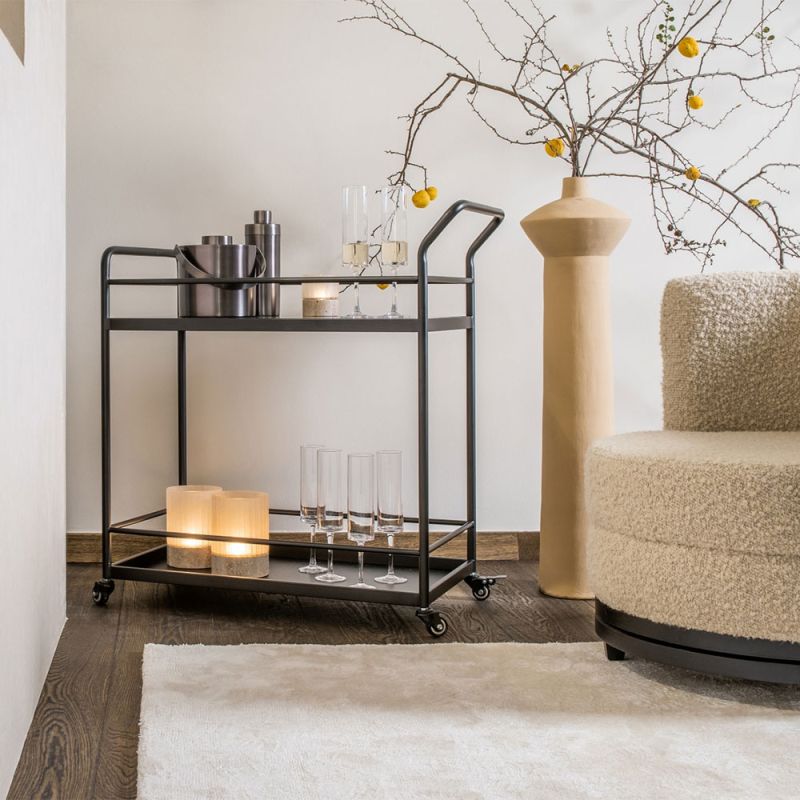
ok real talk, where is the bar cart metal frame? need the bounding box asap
[95,200,505,636]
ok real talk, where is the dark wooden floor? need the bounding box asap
[9,561,596,799]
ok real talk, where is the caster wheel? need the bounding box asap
[472,584,490,601]
[426,616,448,638]
[92,588,110,606]
[92,580,115,607]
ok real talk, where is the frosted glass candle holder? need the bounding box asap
[166,484,222,569]
[210,490,270,578]
[302,283,339,318]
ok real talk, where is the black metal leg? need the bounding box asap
[605,642,626,661]
[417,251,430,611]
[178,330,187,484]
[466,251,478,568]
[100,251,112,581]
[99,245,177,601]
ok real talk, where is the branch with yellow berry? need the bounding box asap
[343,0,800,269]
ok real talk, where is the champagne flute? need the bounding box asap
[342,184,369,319]
[298,445,327,574]
[379,186,408,319]
[375,450,407,584]
[315,448,347,583]
[347,453,376,589]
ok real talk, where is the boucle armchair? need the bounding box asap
[587,272,800,683]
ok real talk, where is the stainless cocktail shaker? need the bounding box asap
[245,209,281,317]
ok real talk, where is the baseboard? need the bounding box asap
[67,530,538,563]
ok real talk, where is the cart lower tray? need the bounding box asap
[110,544,473,607]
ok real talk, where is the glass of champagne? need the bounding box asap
[380,186,408,319]
[375,450,407,584]
[347,452,376,589]
[315,448,347,583]
[298,445,326,574]
[342,184,369,319]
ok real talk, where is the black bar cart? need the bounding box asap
[94,200,505,636]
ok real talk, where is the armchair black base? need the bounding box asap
[596,601,800,685]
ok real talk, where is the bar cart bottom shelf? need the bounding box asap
[94,544,504,636]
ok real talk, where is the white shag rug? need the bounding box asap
[138,642,800,800]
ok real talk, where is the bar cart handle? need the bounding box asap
[417,200,505,280]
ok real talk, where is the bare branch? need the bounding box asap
[342,0,799,268]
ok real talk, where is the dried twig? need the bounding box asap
[342,0,800,268]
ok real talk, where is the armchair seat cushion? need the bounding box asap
[587,431,800,641]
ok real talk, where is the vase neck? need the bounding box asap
[561,177,590,199]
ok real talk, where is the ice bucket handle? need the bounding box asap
[174,245,267,286]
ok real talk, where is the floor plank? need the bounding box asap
[8,560,596,799]
[7,568,122,799]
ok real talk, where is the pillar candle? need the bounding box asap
[210,490,270,578]
[302,282,339,318]
[166,485,222,569]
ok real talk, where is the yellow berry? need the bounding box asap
[677,36,700,58]
[748,198,761,207]
[571,64,580,72]
[377,282,390,290]
[684,166,701,181]
[687,94,704,110]
[561,63,570,71]
[425,185,438,201]
[412,189,430,208]
[544,138,565,158]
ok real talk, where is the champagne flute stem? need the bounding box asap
[353,281,361,315]
[390,281,398,315]
[358,550,365,584]
[387,533,395,576]
[327,533,334,573]
[308,525,317,569]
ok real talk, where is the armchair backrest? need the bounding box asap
[661,272,800,431]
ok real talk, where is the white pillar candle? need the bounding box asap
[210,491,270,578]
[166,485,222,569]
[302,282,339,318]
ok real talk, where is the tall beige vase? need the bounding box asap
[520,177,630,599]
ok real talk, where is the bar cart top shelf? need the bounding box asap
[107,316,473,332]
[104,273,476,332]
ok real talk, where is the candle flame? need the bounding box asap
[181,538,204,549]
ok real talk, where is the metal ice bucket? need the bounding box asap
[175,235,265,318]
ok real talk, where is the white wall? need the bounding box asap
[0,0,66,794]
[66,0,798,535]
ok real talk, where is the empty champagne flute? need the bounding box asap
[347,452,375,589]
[315,448,347,583]
[375,450,407,584]
[298,445,326,574]
[342,184,369,318]
[379,186,408,319]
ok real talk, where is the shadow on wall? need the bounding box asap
[0,0,25,63]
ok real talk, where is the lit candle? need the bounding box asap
[210,490,270,578]
[302,282,339,318]
[166,485,222,569]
